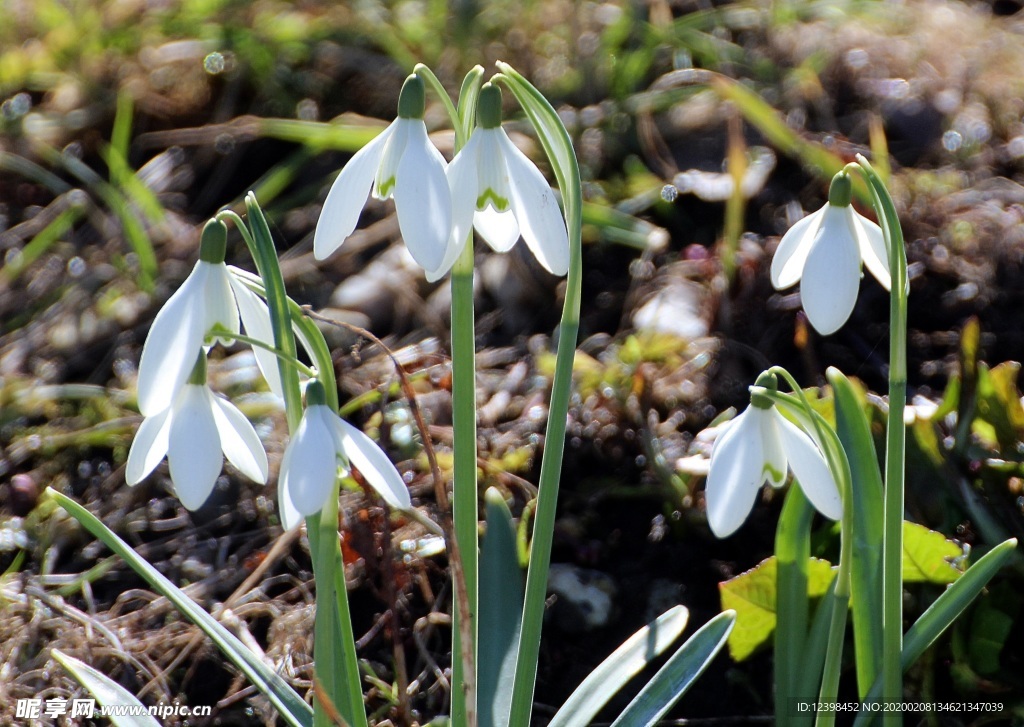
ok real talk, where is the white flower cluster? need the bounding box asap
[313,76,569,280]
[128,220,410,528]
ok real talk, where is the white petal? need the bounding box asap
[760,411,788,487]
[211,394,268,483]
[203,262,240,345]
[851,209,891,291]
[498,131,570,276]
[474,207,520,252]
[393,120,452,272]
[333,417,412,510]
[313,122,395,260]
[277,442,304,531]
[772,409,842,521]
[229,276,285,398]
[281,406,340,519]
[375,119,408,199]
[799,205,863,335]
[771,206,825,290]
[426,134,480,282]
[167,386,224,510]
[705,408,766,538]
[126,407,172,485]
[136,263,210,416]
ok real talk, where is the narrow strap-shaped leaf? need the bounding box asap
[49,490,313,727]
[548,605,690,727]
[479,489,525,727]
[852,537,1017,727]
[828,369,884,699]
[609,610,736,727]
[774,486,815,727]
[52,649,162,727]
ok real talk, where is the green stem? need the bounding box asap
[441,64,485,727]
[495,63,584,726]
[210,330,317,377]
[450,238,478,727]
[855,156,908,722]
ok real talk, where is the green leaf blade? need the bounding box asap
[52,649,162,727]
[48,489,313,727]
[548,605,690,727]
[609,610,736,727]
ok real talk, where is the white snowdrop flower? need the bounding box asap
[771,171,891,335]
[277,380,412,530]
[705,373,842,538]
[314,74,452,273]
[127,355,268,510]
[136,220,285,416]
[426,83,569,281]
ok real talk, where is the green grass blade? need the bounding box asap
[479,489,525,727]
[852,538,1018,727]
[710,77,871,206]
[47,489,314,727]
[52,649,162,727]
[609,610,736,727]
[548,605,690,727]
[0,200,85,283]
[774,486,815,727]
[828,369,884,699]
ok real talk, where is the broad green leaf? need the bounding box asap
[609,610,735,727]
[48,489,313,727]
[549,605,690,727]
[720,556,836,661]
[479,489,524,727]
[902,521,963,584]
[52,650,161,727]
[829,369,884,700]
[852,538,1017,727]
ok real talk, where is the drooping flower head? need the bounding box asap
[314,74,452,273]
[127,354,268,510]
[278,380,412,529]
[427,82,570,281]
[705,372,842,538]
[136,219,284,416]
[771,171,891,335]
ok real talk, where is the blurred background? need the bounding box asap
[2,0,1024,724]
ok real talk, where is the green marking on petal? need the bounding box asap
[763,462,785,483]
[477,188,510,211]
[377,176,396,198]
[186,354,207,385]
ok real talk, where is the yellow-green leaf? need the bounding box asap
[902,521,964,584]
[719,556,836,661]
